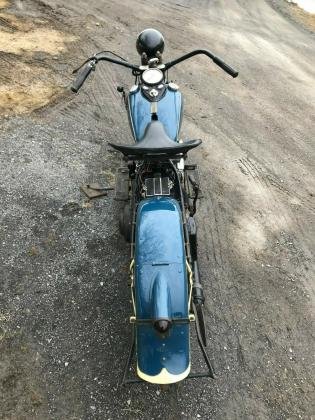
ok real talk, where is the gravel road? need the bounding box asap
[0,0,314,419]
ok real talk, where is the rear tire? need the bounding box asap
[119,203,132,242]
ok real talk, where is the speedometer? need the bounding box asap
[141,68,164,85]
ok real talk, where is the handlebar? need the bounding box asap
[71,60,96,93]
[71,53,140,93]
[71,49,238,93]
[213,56,238,78]
[164,49,238,78]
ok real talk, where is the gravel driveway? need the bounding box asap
[0,0,314,419]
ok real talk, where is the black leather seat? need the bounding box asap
[109,121,201,157]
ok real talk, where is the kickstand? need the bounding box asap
[191,303,215,379]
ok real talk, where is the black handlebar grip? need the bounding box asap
[71,62,94,93]
[213,56,238,78]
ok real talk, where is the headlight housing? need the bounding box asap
[141,68,164,86]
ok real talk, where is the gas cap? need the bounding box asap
[149,89,159,97]
[168,82,179,91]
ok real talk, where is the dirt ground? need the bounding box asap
[283,0,315,29]
[0,0,76,115]
[0,0,314,419]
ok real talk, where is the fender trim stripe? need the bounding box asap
[137,364,190,384]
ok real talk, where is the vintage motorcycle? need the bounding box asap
[71,29,238,385]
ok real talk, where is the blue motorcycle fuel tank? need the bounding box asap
[128,86,182,142]
[134,197,190,384]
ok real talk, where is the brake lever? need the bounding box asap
[72,56,98,74]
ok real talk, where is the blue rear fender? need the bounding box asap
[134,197,190,384]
